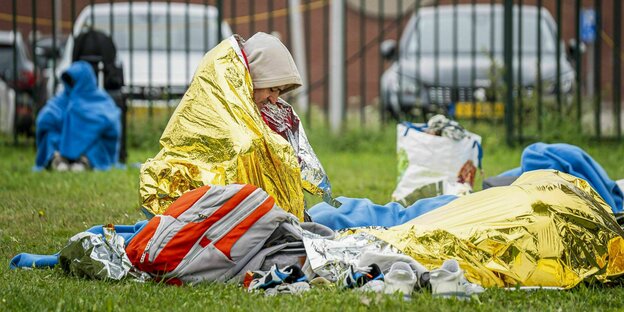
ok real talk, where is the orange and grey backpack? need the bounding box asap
[126,184,302,285]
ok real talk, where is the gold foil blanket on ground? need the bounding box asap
[139,37,304,219]
[364,170,624,288]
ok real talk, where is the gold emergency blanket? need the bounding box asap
[364,170,624,288]
[139,37,304,219]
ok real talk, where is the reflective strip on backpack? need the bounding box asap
[164,185,212,218]
[147,184,258,272]
[214,195,275,259]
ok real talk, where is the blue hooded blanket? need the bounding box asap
[35,61,121,170]
[500,143,623,214]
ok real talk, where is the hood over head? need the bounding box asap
[243,32,302,95]
[61,60,98,94]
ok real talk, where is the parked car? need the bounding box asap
[54,2,232,100]
[380,4,576,120]
[0,31,47,136]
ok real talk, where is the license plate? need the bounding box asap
[454,102,504,119]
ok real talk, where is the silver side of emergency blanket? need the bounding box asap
[302,228,403,281]
[59,226,148,281]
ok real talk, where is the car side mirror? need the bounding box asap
[380,39,397,60]
[567,38,586,60]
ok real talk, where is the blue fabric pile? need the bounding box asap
[309,195,457,231]
[500,143,623,214]
[9,221,147,269]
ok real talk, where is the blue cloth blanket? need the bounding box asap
[309,195,457,231]
[500,143,623,214]
[9,221,147,270]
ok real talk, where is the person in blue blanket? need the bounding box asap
[35,61,121,172]
[309,142,624,230]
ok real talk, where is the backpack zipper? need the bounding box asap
[139,238,154,263]
[139,216,178,264]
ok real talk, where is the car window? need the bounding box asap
[405,10,556,55]
[89,12,218,52]
[0,44,28,71]
[0,47,13,71]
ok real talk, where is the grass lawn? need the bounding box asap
[2,120,624,311]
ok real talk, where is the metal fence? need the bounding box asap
[1,0,622,146]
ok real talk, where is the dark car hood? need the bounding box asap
[396,53,573,87]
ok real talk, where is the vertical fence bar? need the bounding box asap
[416,0,421,120]
[451,0,459,118]
[517,1,523,141]
[504,0,514,145]
[537,0,543,134]
[434,0,439,92]
[52,0,57,91]
[148,0,153,116]
[378,0,385,124]
[452,0,458,118]
[594,0,601,138]
[110,0,114,37]
[342,0,347,123]
[575,0,582,127]
[31,0,38,110]
[231,1,237,35]
[217,0,223,41]
[250,0,255,35]
[71,0,76,37]
[359,0,366,125]
[323,0,329,125]
[12,0,17,144]
[305,0,312,125]
[185,0,190,92]
[555,0,562,118]
[110,0,126,163]
[285,0,291,48]
[230,1,236,34]
[268,0,274,32]
[471,0,476,124]
[203,0,208,52]
[90,0,95,28]
[490,0,496,109]
[129,0,134,107]
[614,0,622,140]
[167,0,172,113]
[397,0,403,121]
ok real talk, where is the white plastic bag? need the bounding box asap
[392,122,482,205]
